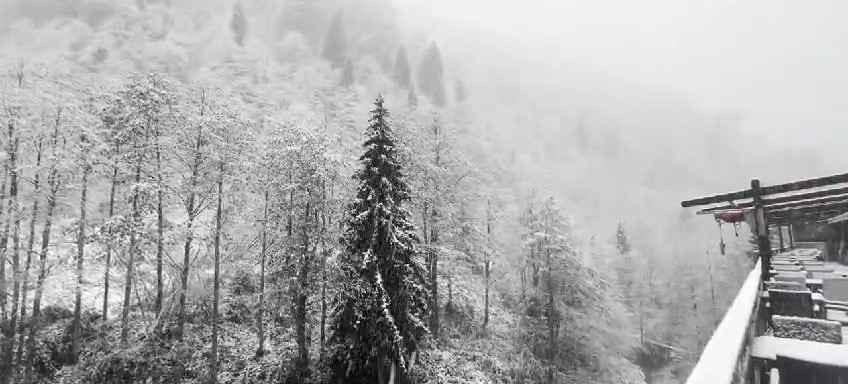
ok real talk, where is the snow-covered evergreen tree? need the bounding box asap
[417,42,445,107]
[616,222,631,255]
[322,10,348,68]
[392,47,412,89]
[326,96,430,383]
[230,1,247,46]
[340,58,355,87]
[407,84,418,109]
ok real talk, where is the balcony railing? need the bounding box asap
[685,259,763,384]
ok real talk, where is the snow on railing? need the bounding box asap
[685,259,762,384]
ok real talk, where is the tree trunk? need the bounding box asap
[16,139,42,365]
[294,201,311,375]
[545,219,556,384]
[102,161,118,324]
[179,124,204,341]
[377,351,386,384]
[71,163,90,360]
[482,199,492,333]
[121,162,142,344]
[320,254,326,355]
[0,161,9,322]
[483,259,490,333]
[23,166,60,384]
[545,243,558,384]
[690,275,701,351]
[319,183,327,357]
[0,124,20,384]
[210,162,224,384]
[447,272,453,309]
[155,141,164,315]
[429,207,439,340]
[256,190,268,357]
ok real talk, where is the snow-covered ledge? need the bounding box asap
[686,259,762,384]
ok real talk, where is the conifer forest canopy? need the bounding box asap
[0,0,842,383]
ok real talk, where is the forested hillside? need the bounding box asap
[0,1,826,383]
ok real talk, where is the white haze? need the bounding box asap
[397,0,848,170]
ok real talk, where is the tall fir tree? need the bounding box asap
[417,42,446,107]
[322,10,348,68]
[326,96,430,383]
[454,79,467,103]
[615,222,631,255]
[407,85,418,109]
[340,58,355,87]
[231,0,247,46]
[392,47,412,89]
[615,221,637,308]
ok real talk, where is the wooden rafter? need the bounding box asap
[763,194,848,212]
[766,200,848,217]
[698,186,848,213]
[769,209,848,225]
[682,172,848,208]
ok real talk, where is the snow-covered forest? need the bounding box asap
[0,0,831,383]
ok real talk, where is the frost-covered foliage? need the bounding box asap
[326,96,430,383]
[519,198,644,383]
[0,1,812,383]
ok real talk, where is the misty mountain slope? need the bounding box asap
[0,1,828,384]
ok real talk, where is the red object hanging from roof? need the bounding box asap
[714,209,750,223]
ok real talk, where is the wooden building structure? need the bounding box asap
[680,172,848,384]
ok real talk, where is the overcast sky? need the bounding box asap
[396,0,848,168]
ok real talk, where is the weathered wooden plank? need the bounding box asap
[681,188,753,208]
[769,210,847,225]
[827,212,848,224]
[699,186,848,213]
[763,194,848,212]
[767,200,848,217]
[761,172,848,196]
[768,209,840,221]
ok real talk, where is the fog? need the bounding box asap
[0,1,844,382]
[397,0,848,168]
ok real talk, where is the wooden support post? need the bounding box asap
[778,225,785,251]
[788,224,795,248]
[841,222,846,262]
[752,179,772,281]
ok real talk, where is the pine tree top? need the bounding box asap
[616,222,631,255]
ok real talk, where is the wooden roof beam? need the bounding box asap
[698,185,848,214]
[681,188,753,208]
[763,194,848,212]
[761,172,848,196]
[767,200,848,217]
[769,209,848,225]
[682,172,848,208]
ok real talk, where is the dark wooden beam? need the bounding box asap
[763,194,848,212]
[698,186,848,213]
[682,171,848,209]
[681,188,753,208]
[761,172,848,196]
[769,209,847,225]
[767,200,848,217]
